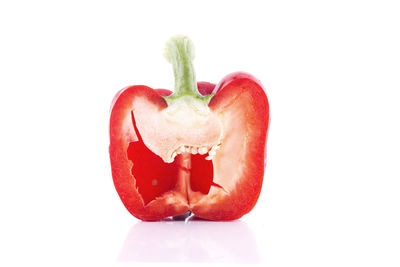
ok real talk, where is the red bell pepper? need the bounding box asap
[109,36,270,221]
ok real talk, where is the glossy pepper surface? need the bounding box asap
[109,36,270,221]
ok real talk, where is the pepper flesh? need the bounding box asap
[109,36,269,221]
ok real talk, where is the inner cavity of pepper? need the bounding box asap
[127,111,223,205]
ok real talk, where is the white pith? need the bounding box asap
[132,96,222,163]
[168,143,221,163]
[162,98,222,162]
[163,96,211,125]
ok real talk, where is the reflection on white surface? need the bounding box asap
[118,215,260,263]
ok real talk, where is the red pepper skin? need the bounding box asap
[193,73,269,220]
[109,86,177,221]
[109,73,269,221]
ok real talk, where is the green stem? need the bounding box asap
[164,35,202,99]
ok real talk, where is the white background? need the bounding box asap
[1,0,399,266]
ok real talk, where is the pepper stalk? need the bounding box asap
[163,35,214,105]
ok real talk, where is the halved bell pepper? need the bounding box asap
[109,36,270,221]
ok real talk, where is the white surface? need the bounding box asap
[0,0,399,266]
